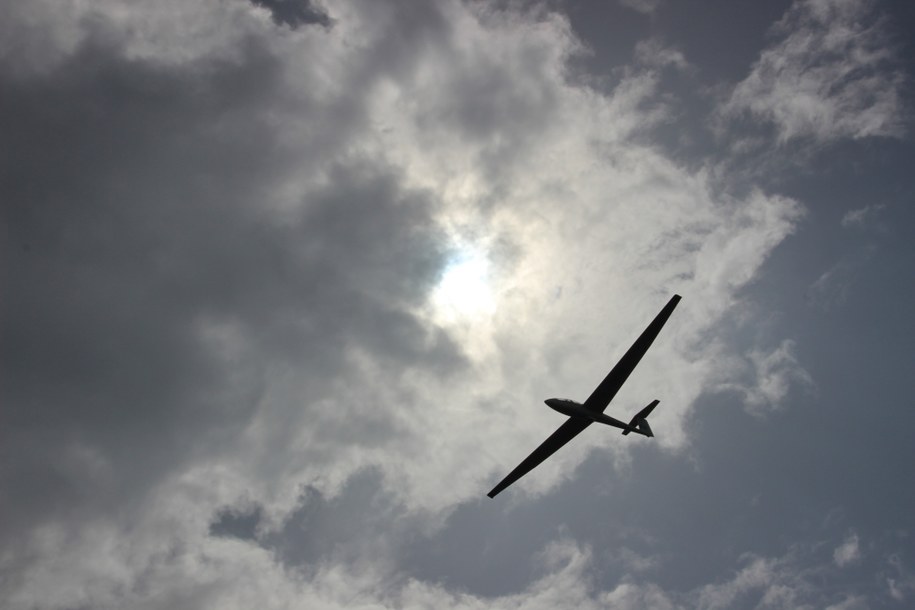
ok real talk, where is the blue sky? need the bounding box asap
[2,1,914,608]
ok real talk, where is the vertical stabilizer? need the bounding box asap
[622,399,659,436]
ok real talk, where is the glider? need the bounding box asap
[487,294,681,498]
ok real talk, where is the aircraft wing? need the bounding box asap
[584,294,681,413]
[487,417,591,498]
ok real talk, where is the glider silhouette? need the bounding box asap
[487,294,681,498]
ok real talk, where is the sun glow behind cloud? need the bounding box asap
[432,248,496,322]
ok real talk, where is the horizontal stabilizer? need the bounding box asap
[622,399,659,436]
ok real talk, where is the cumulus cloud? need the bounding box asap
[0,0,818,607]
[722,0,906,144]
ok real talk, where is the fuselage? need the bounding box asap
[544,398,631,430]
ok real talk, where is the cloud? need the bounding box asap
[722,0,906,144]
[840,204,884,228]
[634,39,689,71]
[806,246,875,311]
[824,596,869,610]
[717,340,814,414]
[0,0,815,607]
[833,532,861,567]
[1,530,644,610]
[695,556,781,609]
[693,541,872,610]
[250,0,331,29]
[885,553,915,602]
[1,0,462,551]
[618,0,663,16]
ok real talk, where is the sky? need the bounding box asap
[2,0,914,608]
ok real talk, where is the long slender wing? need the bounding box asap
[584,295,681,413]
[487,418,591,498]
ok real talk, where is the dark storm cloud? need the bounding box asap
[0,28,461,551]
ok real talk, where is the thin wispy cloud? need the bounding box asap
[722,0,906,144]
[806,246,875,311]
[618,0,663,16]
[841,204,885,228]
[834,532,861,567]
[715,339,814,415]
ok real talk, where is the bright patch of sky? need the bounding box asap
[433,248,496,321]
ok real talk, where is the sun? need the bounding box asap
[432,249,496,320]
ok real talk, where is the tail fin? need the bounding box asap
[622,400,659,437]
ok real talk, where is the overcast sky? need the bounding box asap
[2,0,914,608]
